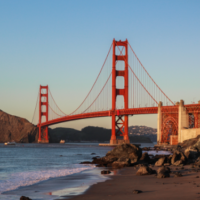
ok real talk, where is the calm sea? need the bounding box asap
[0,143,156,200]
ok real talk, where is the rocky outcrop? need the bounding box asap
[20,196,32,200]
[106,143,142,164]
[184,147,199,160]
[171,150,186,165]
[136,165,155,175]
[90,144,142,168]
[0,110,39,143]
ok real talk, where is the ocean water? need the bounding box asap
[0,142,156,200]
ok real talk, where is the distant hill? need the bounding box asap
[49,126,156,143]
[129,126,157,142]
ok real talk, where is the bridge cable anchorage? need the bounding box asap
[128,42,174,105]
[69,43,113,116]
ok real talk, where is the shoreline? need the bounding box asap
[2,166,112,200]
[68,165,200,200]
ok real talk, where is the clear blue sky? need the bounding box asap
[1,0,200,130]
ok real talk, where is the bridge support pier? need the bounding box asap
[110,39,130,145]
[38,125,49,143]
[37,85,49,143]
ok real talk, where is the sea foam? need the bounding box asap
[0,164,95,194]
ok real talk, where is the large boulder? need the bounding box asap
[20,196,32,200]
[136,165,155,175]
[92,156,118,167]
[192,138,200,152]
[106,144,142,164]
[155,157,166,166]
[171,150,186,165]
[112,157,131,168]
[184,147,199,160]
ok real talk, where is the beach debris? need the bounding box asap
[101,170,111,174]
[20,196,32,200]
[136,165,156,175]
[133,190,142,194]
[157,166,170,178]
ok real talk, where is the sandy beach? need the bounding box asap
[65,165,200,200]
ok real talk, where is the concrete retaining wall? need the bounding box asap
[180,128,200,143]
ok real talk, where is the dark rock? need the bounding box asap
[140,152,150,163]
[192,138,200,152]
[184,147,199,160]
[101,170,111,174]
[142,147,150,151]
[133,190,142,194]
[80,161,92,164]
[136,165,156,175]
[20,196,32,200]
[91,156,118,167]
[91,153,96,155]
[171,151,186,165]
[174,172,182,177]
[112,157,130,168]
[157,166,170,178]
[106,144,142,164]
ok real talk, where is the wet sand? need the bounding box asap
[64,165,200,200]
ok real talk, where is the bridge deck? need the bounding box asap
[39,106,159,127]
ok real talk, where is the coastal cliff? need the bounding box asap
[0,110,38,143]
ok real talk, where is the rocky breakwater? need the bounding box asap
[0,110,39,143]
[81,143,142,168]
[81,137,200,179]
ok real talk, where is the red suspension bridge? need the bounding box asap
[32,39,200,145]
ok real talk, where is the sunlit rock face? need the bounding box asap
[0,110,38,143]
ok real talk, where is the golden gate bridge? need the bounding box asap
[32,39,200,145]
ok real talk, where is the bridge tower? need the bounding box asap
[38,85,49,143]
[110,39,130,144]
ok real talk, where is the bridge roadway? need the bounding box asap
[39,106,165,127]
